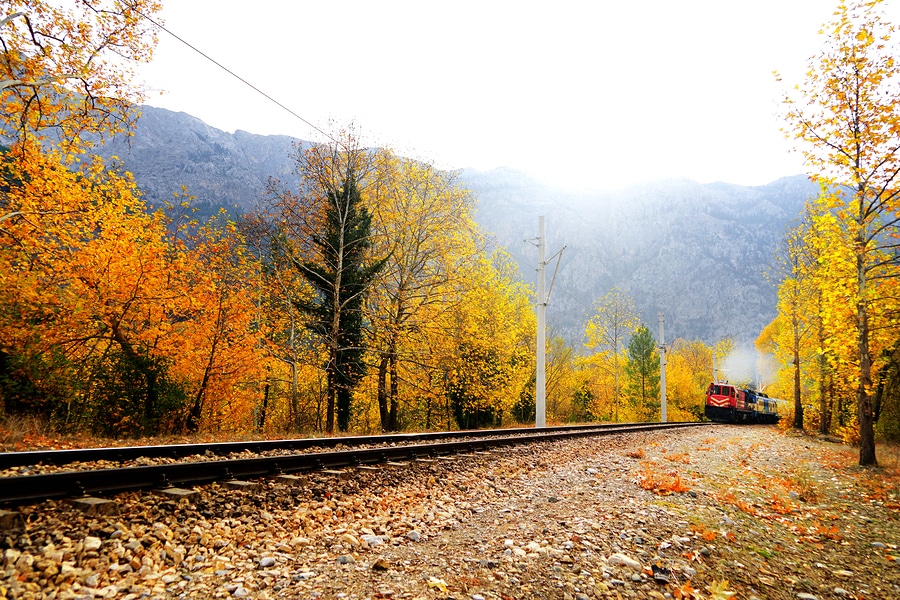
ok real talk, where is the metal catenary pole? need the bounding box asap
[536,217,547,427]
[659,312,667,423]
[530,216,565,428]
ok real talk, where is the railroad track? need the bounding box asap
[0,421,709,508]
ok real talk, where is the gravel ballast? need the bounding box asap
[1,425,898,599]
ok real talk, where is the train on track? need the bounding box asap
[704,381,781,424]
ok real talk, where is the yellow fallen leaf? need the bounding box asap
[427,576,448,592]
[706,579,736,600]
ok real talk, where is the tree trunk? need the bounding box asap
[288,323,300,430]
[388,353,398,430]
[111,323,161,434]
[290,359,299,430]
[325,355,336,434]
[377,354,390,431]
[857,305,877,465]
[258,381,269,431]
[818,316,829,435]
[337,380,351,432]
[613,354,619,423]
[793,332,803,430]
[186,367,210,433]
[857,245,877,466]
[187,337,219,433]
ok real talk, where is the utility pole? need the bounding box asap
[658,312,667,423]
[536,217,546,428]
[528,216,565,428]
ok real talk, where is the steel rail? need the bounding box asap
[1,422,687,470]
[0,422,709,507]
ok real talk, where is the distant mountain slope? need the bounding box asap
[99,105,303,211]
[99,106,818,345]
[469,171,818,345]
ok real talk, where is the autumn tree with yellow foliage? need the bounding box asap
[584,288,640,422]
[365,154,482,431]
[2,1,267,436]
[1,0,175,434]
[0,148,184,434]
[763,216,820,430]
[436,251,535,430]
[664,339,713,421]
[0,0,160,154]
[780,0,900,465]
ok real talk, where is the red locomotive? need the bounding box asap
[704,382,780,424]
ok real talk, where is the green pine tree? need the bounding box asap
[294,173,386,432]
[624,325,660,421]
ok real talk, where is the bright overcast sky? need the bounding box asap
[134,0,896,190]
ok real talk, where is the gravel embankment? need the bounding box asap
[1,425,898,599]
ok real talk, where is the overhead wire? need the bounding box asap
[129,6,606,344]
[128,3,341,148]
[130,4,591,309]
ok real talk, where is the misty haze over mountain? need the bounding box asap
[97,106,819,347]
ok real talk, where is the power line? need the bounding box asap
[130,5,340,147]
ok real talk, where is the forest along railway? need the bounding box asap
[0,422,709,507]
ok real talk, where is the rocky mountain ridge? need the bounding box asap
[97,106,819,345]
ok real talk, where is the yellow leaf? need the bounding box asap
[706,579,737,600]
[426,576,448,592]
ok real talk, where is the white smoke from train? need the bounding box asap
[718,344,778,390]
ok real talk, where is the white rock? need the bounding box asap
[407,530,422,542]
[83,536,102,552]
[259,557,276,568]
[96,585,119,598]
[340,533,359,547]
[796,594,819,600]
[608,553,642,572]
[362,535,384,546]
[291,536,311,547]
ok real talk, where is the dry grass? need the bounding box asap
[0,415,55,450]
